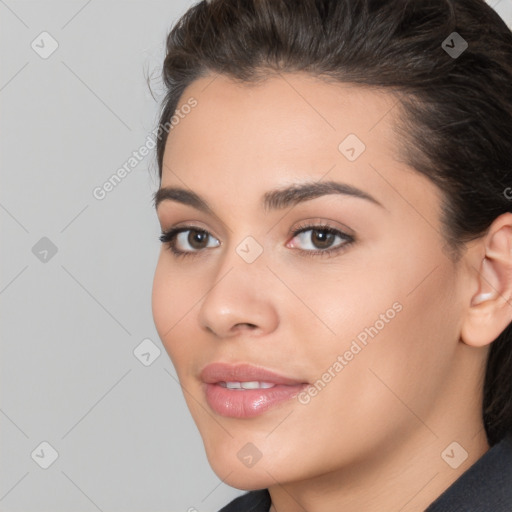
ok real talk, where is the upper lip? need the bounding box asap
[200,362,306,385]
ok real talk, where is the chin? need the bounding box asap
[201,439,286,490]
[211,461,276,490]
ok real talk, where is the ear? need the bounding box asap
[460,212,512,348]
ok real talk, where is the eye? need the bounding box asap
[159,227,220,257]
[287,224,354,256]
[159,223,354,259]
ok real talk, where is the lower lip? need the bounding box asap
[204,383,307,418]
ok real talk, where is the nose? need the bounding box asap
[197,257,279,339]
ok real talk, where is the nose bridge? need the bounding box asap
[197,236,279,337]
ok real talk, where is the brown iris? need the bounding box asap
[311,229,335,249]
[188,229,209,249]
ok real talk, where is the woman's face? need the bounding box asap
[152,73,470,489]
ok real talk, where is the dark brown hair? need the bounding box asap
[155,0,512,445]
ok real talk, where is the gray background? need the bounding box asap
[1,1,511,511]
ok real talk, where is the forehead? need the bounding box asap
[165,73,401,160]
[160,72,420,209]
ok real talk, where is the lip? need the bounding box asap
[200,363,308,418]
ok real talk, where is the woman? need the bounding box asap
[151,0,512,510]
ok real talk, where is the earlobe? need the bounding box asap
[460,214,512,348]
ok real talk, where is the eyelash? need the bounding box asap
[159,223,355,259]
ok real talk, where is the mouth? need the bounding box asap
[200,363,308,418]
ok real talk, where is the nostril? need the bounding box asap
[235,323,258,330]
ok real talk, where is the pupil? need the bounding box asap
[312,229,334,249]
[189,230,208,249]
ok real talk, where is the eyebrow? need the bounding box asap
[153,180,383,213]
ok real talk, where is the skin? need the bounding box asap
[152,73,512,511]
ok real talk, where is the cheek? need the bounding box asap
[151,256,173,340]
[377,263,463,400]
[289,242,461,426]
[151,255,195,364]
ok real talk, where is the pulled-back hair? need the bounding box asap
[155,0,512,445]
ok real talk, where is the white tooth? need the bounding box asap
[240,381,261,390]
[223,381,277,390]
